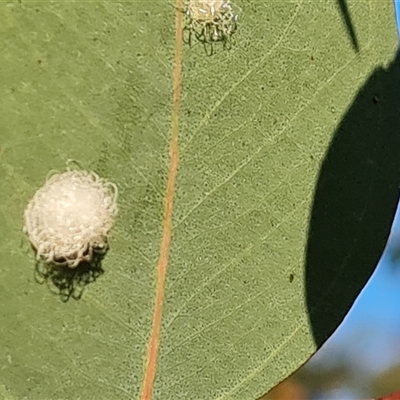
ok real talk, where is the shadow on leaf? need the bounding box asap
[336,0,360,53]
[306,50,400,346]
[34,251,105,302]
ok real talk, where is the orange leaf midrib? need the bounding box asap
[139,1,183,399]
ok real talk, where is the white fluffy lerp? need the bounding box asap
[185,0,237,42]
[23,170,118,268]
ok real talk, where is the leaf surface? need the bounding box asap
[0,1,398,399]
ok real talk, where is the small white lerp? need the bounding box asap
[184,0,238,42]
[23,170,118,268]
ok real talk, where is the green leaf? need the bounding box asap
[0,1,398,399]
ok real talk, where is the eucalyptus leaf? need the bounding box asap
[0,1,398,399]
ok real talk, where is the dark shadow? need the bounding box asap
[34,250,105,302]
[306,50,400,346]
[336,0,360,53]
[182,25,236,56]
[184,32,235,56]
